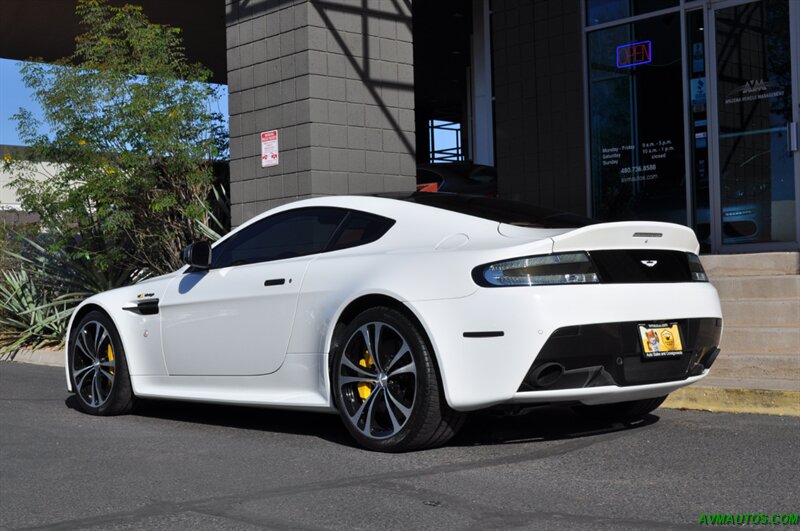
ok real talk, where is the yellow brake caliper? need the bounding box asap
[107,344,115,376]
[357,349,374,400]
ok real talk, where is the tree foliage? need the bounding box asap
[4,0,228,276]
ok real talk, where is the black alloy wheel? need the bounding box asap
[69,310,135,415]
[332,307,464,452]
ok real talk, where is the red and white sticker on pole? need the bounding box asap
[260,130,279,168]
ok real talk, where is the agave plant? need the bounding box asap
[0,268,84,354]
[0,235,147,357]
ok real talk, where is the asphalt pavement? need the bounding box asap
[1,362,798,530]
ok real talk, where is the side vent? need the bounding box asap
[123,299,160,315]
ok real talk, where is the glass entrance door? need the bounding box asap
[709,0,799,250]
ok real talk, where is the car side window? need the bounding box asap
[327,211,396,252]
[211,208,347,268]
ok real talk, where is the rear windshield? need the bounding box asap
[400,193,598,228]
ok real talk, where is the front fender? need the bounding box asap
[64,279,173,393]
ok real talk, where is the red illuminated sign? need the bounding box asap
[616,41,652,68]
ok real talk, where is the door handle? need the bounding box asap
[789,122,799,152]
[264,278,286,287]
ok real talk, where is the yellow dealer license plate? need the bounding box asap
[638,322,684,359]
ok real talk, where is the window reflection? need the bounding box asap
[715,0,796,245]
[586,0,678,26]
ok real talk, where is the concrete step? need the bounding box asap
[711,275,800,301]
[701,252,799,278]
[719,326,800,355]
[719,298,800,327]
[710,352,800,381]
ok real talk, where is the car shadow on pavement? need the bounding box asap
[65,396,659,449]
[65,395,358,447]
[451,405,660,448]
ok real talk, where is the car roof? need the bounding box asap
[229,193,595,240]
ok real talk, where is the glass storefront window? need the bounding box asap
[588,13,686,224]
[586,0,678,26]
[714,0,796,245]
[585,0,799,252]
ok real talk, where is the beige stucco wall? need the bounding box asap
[0,155,57,210]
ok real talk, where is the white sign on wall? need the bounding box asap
[260,130,279,168]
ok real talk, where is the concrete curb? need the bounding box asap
[663,386,800,417]
[4,349,63,367]
[6,350,799,416]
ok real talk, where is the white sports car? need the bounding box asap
[65,193,723,452]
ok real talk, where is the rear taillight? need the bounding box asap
[687,253,708,282]
[474,252,600,287]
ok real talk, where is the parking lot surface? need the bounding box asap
[1,362,798,530]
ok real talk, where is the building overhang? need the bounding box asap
[0,0,227,84]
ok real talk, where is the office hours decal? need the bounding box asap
[600,138,677,184]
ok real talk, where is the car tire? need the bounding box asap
[331,306,464,452]
[573,395,668,422]
[68,310,135,416]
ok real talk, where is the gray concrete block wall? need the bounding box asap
[227,0,416,226]
[491,0,587,216]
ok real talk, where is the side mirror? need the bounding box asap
[182,241,212,270]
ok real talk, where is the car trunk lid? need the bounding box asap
[550,221,699,254]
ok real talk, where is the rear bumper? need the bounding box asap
[408,282,723,411]
[509,371,710,406]
[518,318,721,392]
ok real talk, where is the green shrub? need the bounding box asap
[3,0,228,278]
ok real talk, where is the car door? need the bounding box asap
[159,207,348,376]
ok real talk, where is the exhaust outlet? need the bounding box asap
[530,362,565,388]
